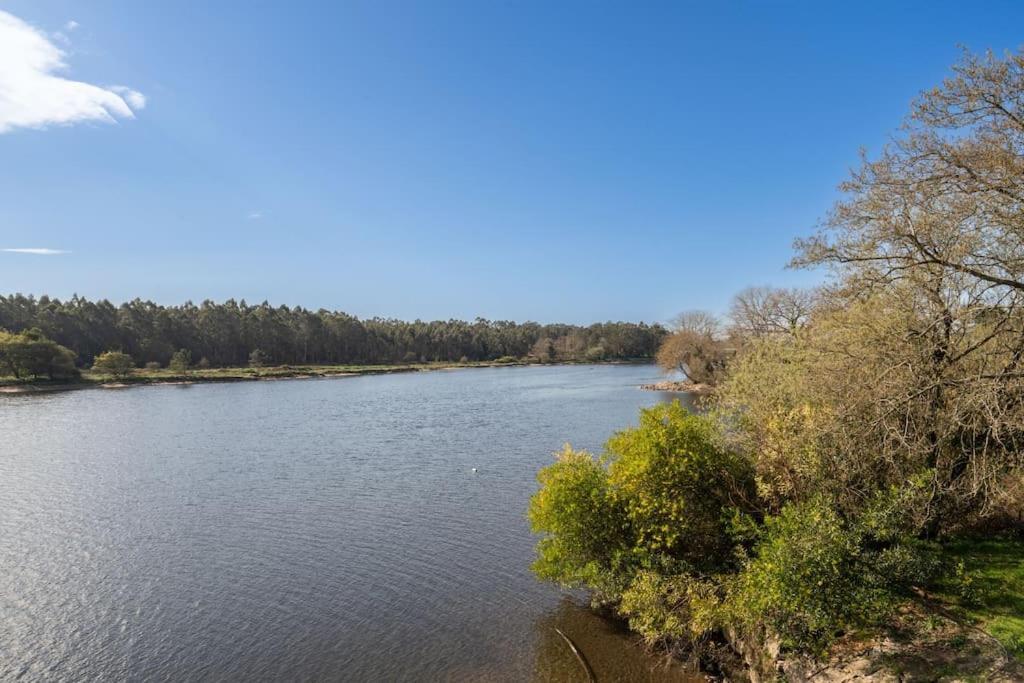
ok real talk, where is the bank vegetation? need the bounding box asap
[0,297,665,384]
[530,48,1024,680]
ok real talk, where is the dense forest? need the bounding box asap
[0,294,665,368]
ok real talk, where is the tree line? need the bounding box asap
[0,294,665,369]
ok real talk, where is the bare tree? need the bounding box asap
[794,48,1024,305]
[672,310,722,338]
[728,286,816,338]
[770,48,1024,530]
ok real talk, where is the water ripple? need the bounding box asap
[0,364,697,681]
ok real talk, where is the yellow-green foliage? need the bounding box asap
[0,328,78,380]
[619,570,722,647]
[606,401,752,567]
[725,499,891,653]
[529,402,942,657]
[92,350,135,378]
[722,483,944,653]
[528,402,754,649]
[714,335,829,509]
[528,445,630,599]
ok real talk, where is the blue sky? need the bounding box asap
[1,1,1022,324]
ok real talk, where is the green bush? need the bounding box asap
[528,445,632,599]
[169,349,192,373]
[605,402,754,570]
[619,569,721,649]
[725,496,940,653]
[725,499,884,652]
[0,328,79,380]
[92,350,135,378]
[529,402,754,649]
[530,402,959,660]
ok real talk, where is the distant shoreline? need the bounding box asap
[0,358,653,394]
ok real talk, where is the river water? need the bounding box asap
[0,364,700,681]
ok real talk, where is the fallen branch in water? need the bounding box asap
[554,627,596,682]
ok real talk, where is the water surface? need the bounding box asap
[0,364,699,681]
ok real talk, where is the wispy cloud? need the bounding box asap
[52,19,78,45]
[2,248,70,255]
[109,85,146,110]
[0,10,145,134]
[247,211,264,220]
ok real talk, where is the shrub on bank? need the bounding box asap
[529,402,759,655]
[93,351,135,379]
[529,401,945,662]
[0,328,79,380]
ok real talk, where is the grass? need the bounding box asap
[936,534,1024,660]
[0,360,510,387]
[0,357,648,389]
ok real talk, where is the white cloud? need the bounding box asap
[0,10,145,134]
[247,211,263,220]
[64,20,79,32]
[109,85,146,110]
[2,248,70,255]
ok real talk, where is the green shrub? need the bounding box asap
[0,328,79,380]
[92,350,135,379]
[726,499,875,652]
[952,559,982,608]
[725,496,937,653]
[528,444,632,599]
[529,402,754,644]
[619,569,721,648]
[531,403,954,660]
[606,402,754,570]
[169,349,192,373]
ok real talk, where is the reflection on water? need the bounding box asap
[0,364,701,681]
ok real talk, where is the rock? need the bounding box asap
[640,381,715,395]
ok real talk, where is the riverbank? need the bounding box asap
[733,534,1024,682]
[0,358,653,393]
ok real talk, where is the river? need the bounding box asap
[0,363,700,681]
